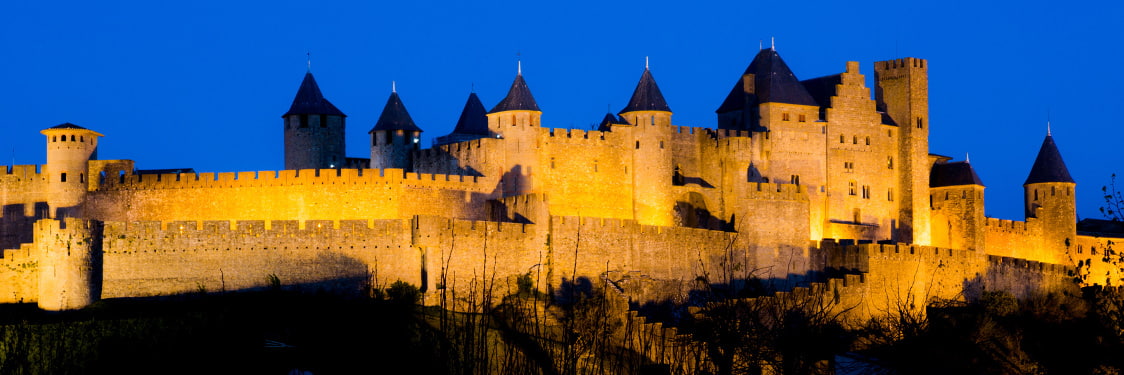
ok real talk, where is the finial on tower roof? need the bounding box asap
[966,153,970,163]
[759,40,763,50]
[645,56,649,70]
[1047,121,1052,136]
[392,80,396,93]
[771,37,775,50]
[306,52,311,72]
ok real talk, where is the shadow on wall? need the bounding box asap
[0,203,48,250]
[675,192,733,231]
[418,147,485,177]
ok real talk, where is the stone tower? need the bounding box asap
[929,160,985,250]
[369,87,423,171]
[283,71,347,170]
[36,218,100,311]
[1024,132,1076,260]
[41,123,102,219]
[875,58,931,245]
[620,65,675,226]
[486,65,541,196]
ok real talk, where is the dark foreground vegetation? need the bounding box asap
[0,285,444,374]
[2,279,1123,374]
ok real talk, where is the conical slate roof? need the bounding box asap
[369,91,422,133]
[716,48,817,113]
[930,161,984,187]
[1024,134,1074,184]
[450,92,489,135]
[597,112,627,131]
[489,74,540,113]
[619,68,671,113]
[284,72,346,117]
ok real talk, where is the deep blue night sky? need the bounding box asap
[2,0,1122,221]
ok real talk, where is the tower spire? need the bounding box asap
[392,80,397,93]
[517,59,522,76]
[306,52,311,72]
[771,37,775,50]
[645,56,649,70]
[965,152,970,163]
[1047,121,1052,136]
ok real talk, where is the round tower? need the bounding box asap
[485,64,542,196]
[369,86,423,171]
[41,123,102,219]
[619,64,675,226]
[36,218,100,311]
[1023,131,1076,261]
[283,71,347,170]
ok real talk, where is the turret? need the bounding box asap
[41,123,102,219]
[1024,131,1076,258]
[435,92,490,146]
[929,160,985,250]
[487,63,542,196]
[36,218,100,311]
[875,57,931,245]
[618,62,672,127]
[486,63,542,134]
[369,85,423,171]
[283,71,347,170]
[620,63,676,226]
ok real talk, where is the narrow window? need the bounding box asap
[840,135,845,143]
[593,160,598,172]
[80,173,84,183]
[888,188,894,201]
[70,135,75,141]
[888,156,894,169]
[299,114,309,128]
[853,208,861,224]
[60,173,67,182]
[888,129,893,137]
[916,117,923,129]
[865,136,870,145]
[862,185,870,199]
[80,136,84,142]
[790,175,800,185]
[1051,186,1056,196]
[651,116,655,125]
[852,136,857,144]
[848,181,856,195]
[52,136,56,142]
[798,114,806,122]
[550,157,556,169]
[636,141,640,149]
[659,141,664,149]
[782,113,790,121]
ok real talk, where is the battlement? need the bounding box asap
[986,254,1071,276]
[546,128,609,142]
[93,168,488,192]
[1,165,46,179]
[985,217,1032,234]
[876,58,927,70]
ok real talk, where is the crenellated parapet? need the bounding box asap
[93,168,489,192]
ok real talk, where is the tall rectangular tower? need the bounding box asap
[875,58,931,245]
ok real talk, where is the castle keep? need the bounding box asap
[0,47,1110,315]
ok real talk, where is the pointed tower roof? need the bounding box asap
[489,72,540,113]
[451,92,489,135]
[716,48,817,113]
[283,72,346,117]
[1024,134,1074,184]
[369,91,422,133]
[597,112,628,131]
[930,161,984,187]
[619,68,671,113]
